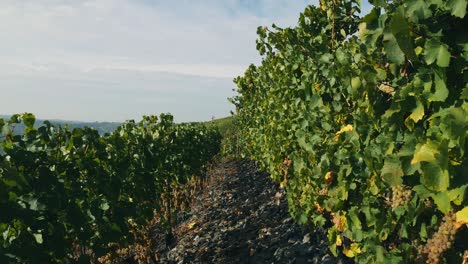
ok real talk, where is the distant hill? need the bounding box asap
[0,115,120,135]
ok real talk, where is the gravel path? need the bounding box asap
[154,159,348,264]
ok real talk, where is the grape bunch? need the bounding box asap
[390,185,412,209]
[419,213,458,264]
[281,158,292,178]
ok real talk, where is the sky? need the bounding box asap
[0,0,372,122]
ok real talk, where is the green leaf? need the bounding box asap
[349,207,362,230]
[421,162,449,192]
[297,135,313,153]
[335,48,348,64]
[415,46,423,55]
[8,114,20,125]
[22,113,35,128]
[2,226,10,241]
[448,0,467,18]
[431,192,450,214]
[362,206,378,227]
[420,222,427,241]
[33,233,43,244]
[376,246,385,263]
[424,38,451,67]
[448,185,467,205]
[383,28,405,65]
[293,158,306,173]
[406,0,432,20]
[381,156,404,186]
[446,107,467,143]
[391,13,417,61]
[100,202,110,211]
[369,0,387,7]
[299,213,308,224]
[359,8,385,44]
[428,70,449,102]
[351,77,362,91]
[320,53,333,63]
[413,184,431,199]
[461,85,468,99]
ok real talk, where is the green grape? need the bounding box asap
[419,213,458,264]
[391,185,412,209]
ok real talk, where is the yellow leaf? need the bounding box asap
[343,247,354,258]
[351,243,361,253]
[405,100,425,129]
[456,207,468,225]
[339,215,347,231]
[411,141,439,164]
[314,201,325,213]
[334,125,354,141]
[343,243,361,258]
[187,221,197,229]
[332,212,347,232]
[340,124,353,133]
[336,235,342,246]
[325,171,335,185]
[314,83,321,92]
[319,0,327,11]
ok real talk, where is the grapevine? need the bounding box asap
[0,113,221,262]
[232,0,468,262]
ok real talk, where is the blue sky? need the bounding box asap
[0,0,372,122]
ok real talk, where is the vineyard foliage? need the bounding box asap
[233,0,467,262]
[0,113,221,262]
[209,117,242,157]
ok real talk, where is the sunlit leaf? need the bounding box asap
[448,0,467,18]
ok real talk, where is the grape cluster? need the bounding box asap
[390,185,412,209]
[283,158,293,168]
[419,213,458,264]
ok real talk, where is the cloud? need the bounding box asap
[2,0,377,122]
[0,0,313,77]
[0,0,311,65]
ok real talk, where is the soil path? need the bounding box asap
[156,159,346,264]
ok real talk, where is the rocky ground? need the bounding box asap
[153,159,349,264]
